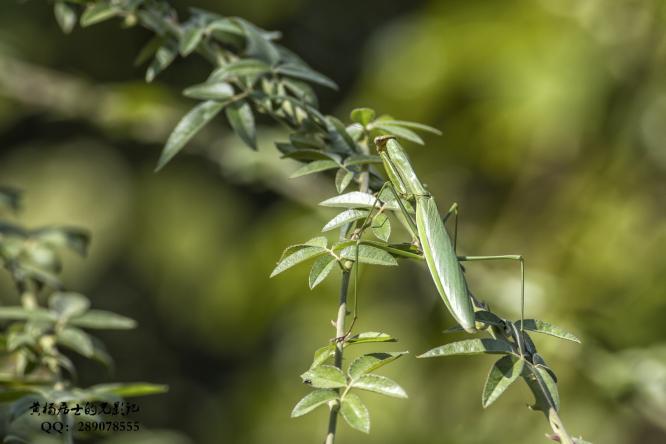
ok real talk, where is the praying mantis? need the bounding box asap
[351,135,526,335]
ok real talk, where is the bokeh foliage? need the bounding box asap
[0,0,664,443]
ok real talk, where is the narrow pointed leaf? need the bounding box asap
[309,255,337,289]
[236,19,280,64]
[146,42,178,82]
[352,374,407,398]
[340,245,397,266]
[0,307,55,322]
[210,59,271,81]
[291,389,338,418]
[80,2,119,27]
[379,120,442,135]
[534,365,560,411]
[335,169,353,193]
[418,339,513,358]
[300,365,346,389]
[348,352,407,380]
[310,344,335,369]
[275,64,337,90]
[347,332,396,345]
[68,310,136,330]
[226,100,257,150]
[289,160,338,178]
[49,292,90,320]
[373,123,424,144]
[322,209,368,232]
[482,356,524,408]
[340,393,370,433]
[319,192,397,210]
[518,319,581,343]
[183,82,234,101]
[89,383,168,398]
[270,246,326,277]
[157,101,225,170]
[344,154,382,166]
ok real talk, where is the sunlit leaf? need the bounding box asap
[518,319,581,344]
[156,100,226,171]
[300,365,346,389]
[319,192,397,210]
[270,245,327,278]
[322,209,368,232]
[340,393,370,433]
[347,332,396,345]
[348,352,407,380]
[310,344,335,369]
[179,25,205,56]
[418,339,514,358]
[0,307,55,323]
[183,82,235,101]
[210,59,271,81]
[372,123,424,145]
[68,310,136,330]
[351,374,407,398]
[291,389,338,418]
[340,245,397,266]
[309,255,338,289]
[378,120,442,135]
[482,355,524,408]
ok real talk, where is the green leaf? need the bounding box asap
[482,356,524,408]
[347,332,396,345]
[0,307,55,323]
[322,209,368,232]
[49,292,90,320]
[210,59,271,81]
[80,1,120,27]
[418,339,514,358]
[352,374,407,398]
[319,192,398,210]
[350,108,375,126]
[57,327,94,358]
[183,82,235,101]
[270,246,327,278]
[378,120,442,135]
[335,169,353,193]
[309,255,337,289]
[236,19,280,64]
[157,100,225,171]
[134,36,163,67]
[340,393,370,433]
[54,1,77,34]
[340,245,398,266]
[310,344,335,369]
[68,310,136,330]
[146,41,178,82]
[372,123,424,145]
[371,213,391,242]
[31,227,90,256]
[89,383,168,398]
[226,100,257,150]
[519,319,581,343]
[348,352,407,380]
[291,389,338,418]
[475,310,506,327]
[300,365,346,389]
[275,64,337,90]
[179,25,205,56]
[289,160,339,178]
[534,365,560,411]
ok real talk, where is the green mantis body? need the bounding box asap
[375,136,477,333]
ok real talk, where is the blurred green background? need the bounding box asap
[0,0,665,443]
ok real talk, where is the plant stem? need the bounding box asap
[325,270,351,444]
